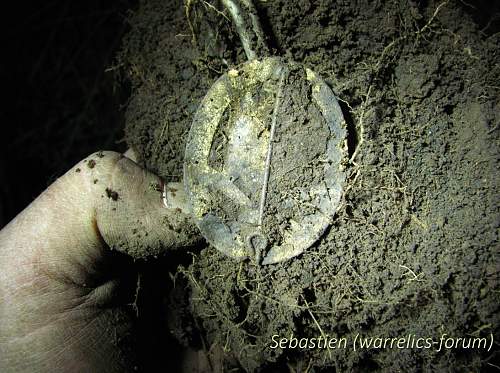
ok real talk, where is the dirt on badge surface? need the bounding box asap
[116,0,499,371]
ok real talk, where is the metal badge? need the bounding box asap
[184,57,347,264]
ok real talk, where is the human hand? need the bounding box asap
[0,150,199,372]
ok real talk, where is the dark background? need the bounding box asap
[0,1,136,228]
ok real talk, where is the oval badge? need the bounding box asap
[184,57,347,264]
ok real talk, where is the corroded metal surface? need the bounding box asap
[184,57,347,264]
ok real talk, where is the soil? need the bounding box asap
[264,65,332,248]
[116,0,499,371]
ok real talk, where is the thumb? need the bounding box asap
[89,150,200,259]
[0,150,200,287]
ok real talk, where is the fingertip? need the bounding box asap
[123,148,138,163]
[88,153,200,259]
[162,182,190,213]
